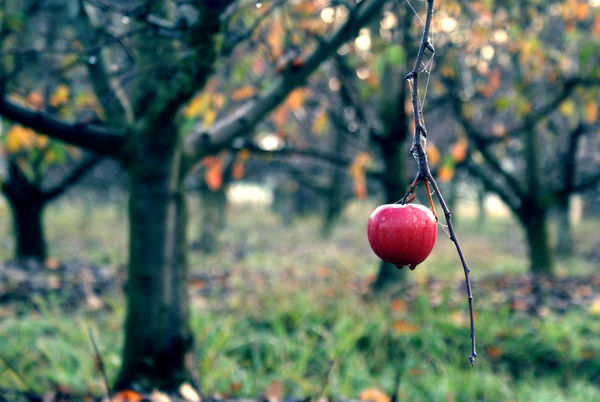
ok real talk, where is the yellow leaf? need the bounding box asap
[589,298,600,315]
[232,86,257,102]
[49,84,69,107]
[359,388,390,402]
[44,149,56,163]
[559,99,575,117]
[311,109,328,135]
[6,125,35,153]
[36,135,49,148]
[203,108,217,128]
[184,93,210,118]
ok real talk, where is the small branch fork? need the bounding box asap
[401,0,476,366]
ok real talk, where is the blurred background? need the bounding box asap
[0,0,599,400]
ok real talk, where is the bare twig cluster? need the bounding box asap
[401,0,477,366]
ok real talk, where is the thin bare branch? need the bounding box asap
[403,0,476,366]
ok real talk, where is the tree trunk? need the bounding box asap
[555,196,573,256]
[9,197,46,260]
[2,162,47,261]
[115,131,193,391]
[196,185,226,253]
[520,205,553,275]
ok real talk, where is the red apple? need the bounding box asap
[367,204,437,270]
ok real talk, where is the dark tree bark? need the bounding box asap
[2,157,99,261]
[519,202,553,274]
[116,125,192,391]
[4,189,47,260]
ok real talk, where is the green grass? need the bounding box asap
[1,195,600,400]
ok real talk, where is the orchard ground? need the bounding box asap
[1,188,600,401]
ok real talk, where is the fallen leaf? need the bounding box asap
[113,390,143,402]
[487,345,502,360]
[45,257,60,270]
[263,380,284,402]
[179,382,201,402]
[150,390,171,402]
[389,299,406,312]
[359,387,390,402]
[392,320,419,334]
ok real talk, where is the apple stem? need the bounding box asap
[424,180,437,221]
[403,0,477,366]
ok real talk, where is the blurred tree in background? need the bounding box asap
[439,0,600,274]
[0,0,389,392]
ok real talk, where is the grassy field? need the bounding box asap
[1,193,600,401]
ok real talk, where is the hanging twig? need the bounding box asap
[402,0,477,366]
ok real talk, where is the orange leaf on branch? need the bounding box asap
[450,137,468,163]
[202,155,224,191]
[349,152,372,199]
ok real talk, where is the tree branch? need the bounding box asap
[184,0,389,164]
[464,157,520,213]
[0,95,125,156]
[78,0,134,125]
[43,155,102,201]
[402,0,476,366]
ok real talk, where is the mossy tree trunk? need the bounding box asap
[518,200,553,274]
[115,124,192,391]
